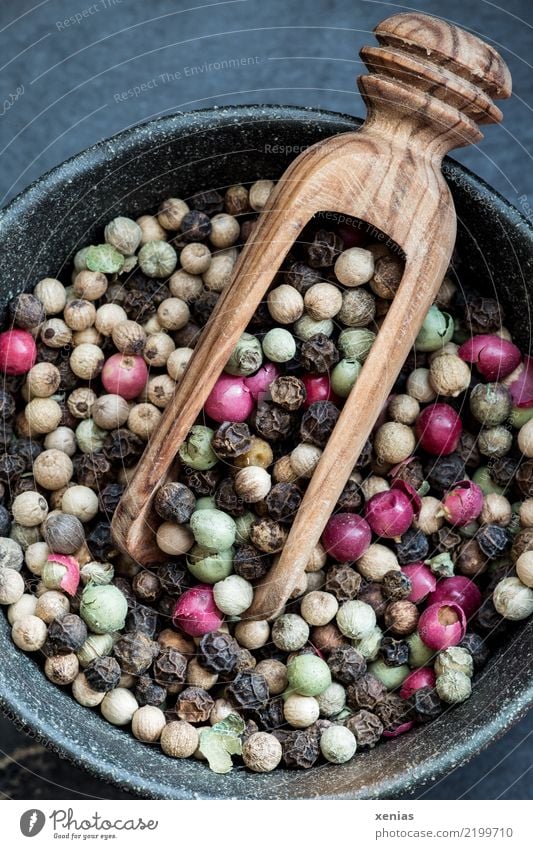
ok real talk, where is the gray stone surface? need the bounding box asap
[0,0,532,800]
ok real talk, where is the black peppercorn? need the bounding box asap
[382,570,412,601]
[198,631,240,675]
[252,401,294,442]
[75,453,113,489]
[180,209,211,242]
[113,630,157,676]
[215,477,246,517]
[431,526,462,555]
[125,604,159,638]
[460,632,490,669]
[191,290,219,325]
[114,577,136,607]
[0,453,25,484]
[16,439,43,469]
[456,431,481,469]
[249,518,287,553]
[300,333,339,373]
[346,709,384,748]
[390,457,425,491]
[152,647,188,686]
[123,289,157,322]
[395,528,429,565]
[86,521,116,561]
[158,594,177,619]
[190,189,224,215]
[379,637,409,667]
[265,482,302,524]
[135,675,167,707]
[336,478,363,512]
[0,390,16,420]
[280,730,320,769]
[325,563,361,602]
[476,524,510,559]
[98,483,125,518]
[174,322,202,348]
[511,528,533,562]
[306,229,343,268]
[425,453,465,494]
[357,581,387,618]
[251,697,285,732]
[157,563,187,597]
[299,400,339,448]
[181,466,220,496]
[9,293,45,330]
[474,596,507,637]
[409,685,443,723]
[132,570,161,603]
[284,261,323,294]
[175,686,214,723]
[464,296,504,334]
[489,455,520,488]
[233,544,270,581]
[0,502,11,537]
[43,513,85,555]
[327,645,367,685]
[212,421,252,459]
[103,429,145,466]
[227,670,269,709]
[46,614,87,655]
[85,656,121,692]
[270,376,307,411]
[346,673,387,711]
[154,482,196,523]
[374,693,412,732]
[57,359,78,391]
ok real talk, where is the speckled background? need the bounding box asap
[0,0,532,800]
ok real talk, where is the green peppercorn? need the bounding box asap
[469,383,511,426]
[477,426,512,458]
[336,600,376,640]
[319,725,357,763]
[435,669,472,703]
[179,426,217,470]
[406,631,435,667]
[193,496,217,511]
[190,508,236,551]
[434,646,474,677]
[80,584,128,634]
[414,305,454,352]
[472,466,505,496]
[331,358,362,398]
[186,545,234,583]
[85,244,124,274]
[225,333,263,376]
[337,328,375,361]
[286,654,332,697]
[368,658,410,689]
[262,328,296,363]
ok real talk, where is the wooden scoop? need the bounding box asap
[112,12,511,619]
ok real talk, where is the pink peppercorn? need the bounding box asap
[402,562,437,603]
[101,353,148,400]
[400,667,436,700]
[172,584,223,637]
[441,480,484,526]
[507,355,533,408]
[458,334,521,381]
[364,488,414,539]
[427,576,482,621]
[321,513,371,562]
[244,362,279,400]
[415,403,462,456]
[383,721,415,738]
[301,374,339,408]
[204,374,254,423]
[47,554,80,597]
[418,601,466,650]
[0,329,37,375]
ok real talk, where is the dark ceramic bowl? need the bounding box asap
[0,106,532,799]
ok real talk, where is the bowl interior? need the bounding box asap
[0,106,532,799]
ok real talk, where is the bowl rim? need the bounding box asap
[1,104,532,799]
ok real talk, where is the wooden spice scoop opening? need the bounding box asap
[112,12,511,622]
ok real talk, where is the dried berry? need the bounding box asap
[190,189,224,215]
[75,453,113,488]
[382,570,412,601]
[281,730,320,768]
[456,431,481,469]
[410,685,444,723]
[474,596,507,636]
[252,402,294,442]
[464,297,503,334]
[154,482,196,523]
[45,614,87,655]
[270,376,306,411]
[181,466,220,496]
[346,673,387,710]
[425,453,465,494]
[299,401,339,448]
[0,390,16,420]
[135,675,167,707]
[354,438,373,470]
[336,478,363,512]
[460,632,490,669]
[175,687,214,723]
[346,709,383,748]
[266,483,302,524]
[113,630,157,675]
[98,483,124,517]
[379,637,409,667]
[86,521,115,561]
[251,697,285,732]
[327,645,366,685]
[125,605,159,638]
[180,209,212,242]
[215,478,246,517]
[431,526,462,555]
[300,334,339,373]
[123,289,156,322]
[191,290,219,325]
[103,429,145,465]
[152,647,188,686]
[306,229,343,268]
[212,421,252,459]
[0,453,25,483]
[9,293,45,330]
[357,582,387,618]
[249,519,287,553]
[395,528,429,565]
[198,631,240,675]
[285,261,322,294]
[157,563,187,597]
[85,656,121,692]
[325,564,361,602]
[132,570,161,603]
[489,455,520,488]
[227,670,269,709]
[476,524,510,559]
[233,545,270,581]
[374,693,411,732]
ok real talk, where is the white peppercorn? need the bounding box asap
[234,466,272,503]
[300,590,339,626]
[320,725,357,763]
[168,269,203,302]
[202,253,235,292]
[156,522,194,556]
[213,574,253,616]
[25,398,62,434]
[234,620,270,650]
[73,270,108,301]
[146,374,176,408]
[249,179,274,211]
[406,368,437,402]
[436,669,472,704]
[7,593,37,625]
[305,542,327,573]
[61,485,99,522]
[338,288,376,327]
[493,576,533,620]
[242,732,282,772]
[73,327,102,347]
[266,284,304,325]
[143,333,175,368]
[34,278,67,314]
[519,499,533,528]
[0,568,25,605]
[209,213,240,248]
[209,699,235,725]
[304,282,343,320]
[75,419,107,453]
[336,600,376,639]
[35,590,70,623]
[139,241,177,278]
[414,496,444,535]
[63,298,97,332]
[33,449,73,490]
[180,242,212,275]
[128,403,162,440]
[45,652,79,685]
[26,362,61,398]
[290,443,322,478]
[283,693,320,728]
[24,541,50,576]
[255,659,288,695]
[101,687,139,725]
[112,320,147,356]
[429,354,471,397]
[374,422,416,464]
[480,493,512,526]
[271,613,309,651]
[157,297,189,331]
[95,303,128,336]
[132,705,166,742]
[70,343,105,380]
[356,543,400,581]
[105,216,142,255]
[516,551,533,588]
[77,633,116,668]
[11,491,49,527]
[435,646,474,678]
[158,197,189,230]
[294,315,334,340]
[12,614,47,651]
[388,394,420,425]
[166,347,194,381]
[161,721,199,758]
[0,538,24,571]
[67,387,97,420]
[334,247,374,286]
[92,394,130,430]
[186,658,218,690]
[360,475,389,501]
[72,672,106,707]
